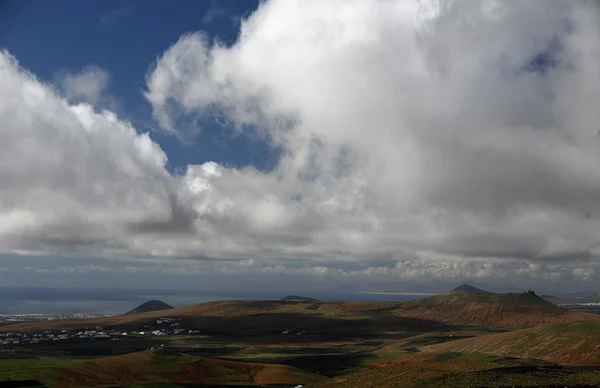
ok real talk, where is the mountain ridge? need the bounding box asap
[281,295,316,302]
[450,283,490,294]
[394,288,592,328]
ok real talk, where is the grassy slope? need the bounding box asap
[421,321,600,365]
[0,349,327,387]
[317,351,600,388]
[394,291,598,328]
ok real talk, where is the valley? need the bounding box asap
[1,286,600,387]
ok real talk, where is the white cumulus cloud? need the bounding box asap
[0,51,177,257]
[144,0,600,272]
[3,0,600,287]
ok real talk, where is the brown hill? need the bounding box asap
[394,291,596,328]
[319,350,600,387]
[421,321,600,365]
[22,349,326,387]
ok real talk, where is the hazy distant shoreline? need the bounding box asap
[357,291,437,296]
[0,287,428,315]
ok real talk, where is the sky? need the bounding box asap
[1,0,600,297]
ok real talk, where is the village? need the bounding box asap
[0,313,110,323]
[0,317,200,346]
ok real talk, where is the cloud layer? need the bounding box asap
[3,0,600,286]
[145,1,600,265]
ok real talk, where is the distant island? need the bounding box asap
[281,295,316,302]
[126,300,174,314]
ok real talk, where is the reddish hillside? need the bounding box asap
[395,291,597,328]
[421,322,600,365]
[50,349,326,387]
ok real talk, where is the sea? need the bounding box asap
[0,287,429,315]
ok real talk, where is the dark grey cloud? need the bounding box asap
[127,192,198,235]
